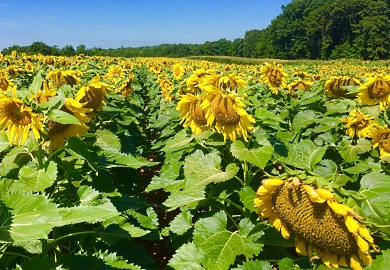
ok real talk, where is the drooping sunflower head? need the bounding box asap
[31,80,57,103]
[255,178,379,270]
[176,93,208,135]
[75,75,110,115]
[201,86,255,142]
[0,75,14,92]
[358,75,390,110]
[118,75,135,98]
[260,62,288,94]
[0,90,46,146]
[288,79,313,96]
[340,110,379,139]
[371,124,390,159]
[48,98,92,152]
[204,72,246,92]
[46,69,82,87]
[159,79,174,102]
[172,63,185,80]
[324,76,361,99]
[183,69,217,95]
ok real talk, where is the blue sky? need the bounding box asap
[0,0,291,50]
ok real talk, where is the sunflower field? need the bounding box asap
[0,51,390,270]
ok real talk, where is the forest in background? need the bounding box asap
[2,0,390,60]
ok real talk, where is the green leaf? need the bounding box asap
[339,138,372,163]
[49,109,82,125]
[232,260,273,270]
[184,150,239,191]
[0,132,10,152]
[278,257,301,270]
[96,251,143,270]
[292,110,317,130]
[95,129,121,152]
[18,161,57,192]
[65,137,91,160]
[365,249,390,269]
[357,173,390,236]
[163,189,205,211]
[193,212,263,270]
[230,140,273,169]
[170,210,193,235]
[0,193,61,242]
[168,242,205,270]
[161,129,195,153]
[28,72,42,96]
[280,140,327,171]
[0,147,30,177]
[97,150,159,169]
[239,187,257,212]
[0,178,30,198]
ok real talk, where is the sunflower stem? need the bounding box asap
[234,176,245,187]
[0,252,31,260]
[49,231,96,244]
[37,143,44,169]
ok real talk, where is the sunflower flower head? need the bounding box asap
[48,98,92,152]
[172,63,185,81]
[176,93,208,135]
[324,76,360,99]
[260,62,288,94]
[254,178,379,270]
[358,74,390,110]
[75,75,110,116]
[0,87,46,146]
[371,124,390,159]
[341,110,379,139]
[201,86,255,142]
[103,65,125,82]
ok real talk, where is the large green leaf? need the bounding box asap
[184,150,239,190]
[18,161,57,192]
[170,210,193,235]
[280,140,327,171]
[357,173,390,236]
[193,212,263,270]
[365,249,390,269]
[28,72,42,96]
[339,138,372,163]
[0,193,61,242]
[232,260,273,270]
[292,110,317,130]
[230,140,273,169]
[168,242,205,270]
[49,109,81,125]
[95,129,121,152]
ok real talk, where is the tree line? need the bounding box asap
[2,0,390,60]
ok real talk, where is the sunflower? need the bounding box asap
[172,63,185,80]
[0,75,14,92]
[371,124,390,159]
[31,80,57,103]
[260,62,288,94]
[358,75,390,110]
[255,178,379,270]
[118,75,135,98]
[75,75,110,116]
[177,94,208,135]
[25,62,34,73]
[204,73,246,92]
[0,87,45,146]
[159,79,174,102]
[288,79,313,97]
[183,69,217,95]
[46,69,82,87]
[325,76,361,99]
[201,86,255,142]
[103,65,125,82]
[340,110,379,139]
[48,98,92,152]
